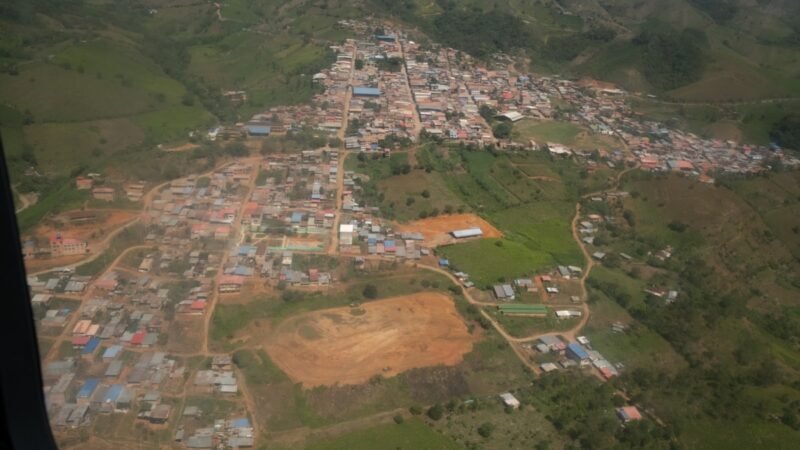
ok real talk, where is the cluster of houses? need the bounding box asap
[342,30,418,151]
[403,41,495,143]
[176,414,254,449]
[535,335,621,380]
[339,217,431,259]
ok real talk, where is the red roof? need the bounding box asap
[131,331,145,345]
[191,300,206,310]
[71,335,91,346]
[219,275,245,286]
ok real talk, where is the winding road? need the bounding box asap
[414,162,639,374]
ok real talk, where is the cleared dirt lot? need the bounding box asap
[394,213,502,247]
[265,292,477,387]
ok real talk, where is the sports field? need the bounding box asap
[265,293,477,387]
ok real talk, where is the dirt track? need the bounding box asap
[265,292,477,387]
[395,213,502,247]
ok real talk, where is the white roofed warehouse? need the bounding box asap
[451,227,483,239]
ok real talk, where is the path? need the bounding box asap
[14,190,37,213]
[398,36,423,166]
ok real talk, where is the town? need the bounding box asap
[21,18,799,450]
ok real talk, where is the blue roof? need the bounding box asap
[291,212,304,223]
[77,378,100,398]
[567,342,589,360]
[439,258,449,266]
[231,418,251,428]
[353,87,381,96]
[238,245,256,255]
[375,34,397,41]
[103,384,124,403]
[82,337,100,354]
[247,125,271,135]
[103,345,122,359]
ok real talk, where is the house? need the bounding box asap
[566,342,590,361]
[92,187,115,201]
[499,392,520,409]
[75,177,93,190]
[215,226,232,240]
[616,406,643,422]
[212,355,233,371]
[218,275,245,293]
[493,284,515,300]
[353,86,381,97]
[146,404,172,424]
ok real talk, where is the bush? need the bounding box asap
[362,284,378,299]
[477,422,494,438]
[409,405,422,415]
[427,404,444,421]
[393,414,404,424]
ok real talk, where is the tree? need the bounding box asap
[427,404,444,420]
[477,422,494,438]
[393,414,404,424]
[492,121,512,139]
[362,284,378,299]
[409,405,422,415]
[421,189,430,198]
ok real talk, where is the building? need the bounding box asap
[339,224,354,246]
[493,284,515,301]
[75,176,93,190]
[451,227,483,239]
[616,406,643,422]
[353,86,381,97]
[50,234,88,257]
[218,275,245,293]
[138,257,153,273]
[92,187,115,201]
[499,392,520,409]
[566,342,590,361]
[246,124,271,137]
[496,111,524,122]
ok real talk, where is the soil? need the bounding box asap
[265,292,477,387]
[394,213,503,247]
[32,209,137,244]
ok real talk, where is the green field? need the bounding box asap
[378,170,467,221]
[439,238,554,288]
[512,120,582,146]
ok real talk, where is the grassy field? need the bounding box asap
[305,418,462,450]
[512,120,582,146]
[377,170,467,222]
[439,238,554,288]
[491,311,579,339]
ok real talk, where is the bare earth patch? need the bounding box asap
[394,213,502,247]
[265,292,477,387]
